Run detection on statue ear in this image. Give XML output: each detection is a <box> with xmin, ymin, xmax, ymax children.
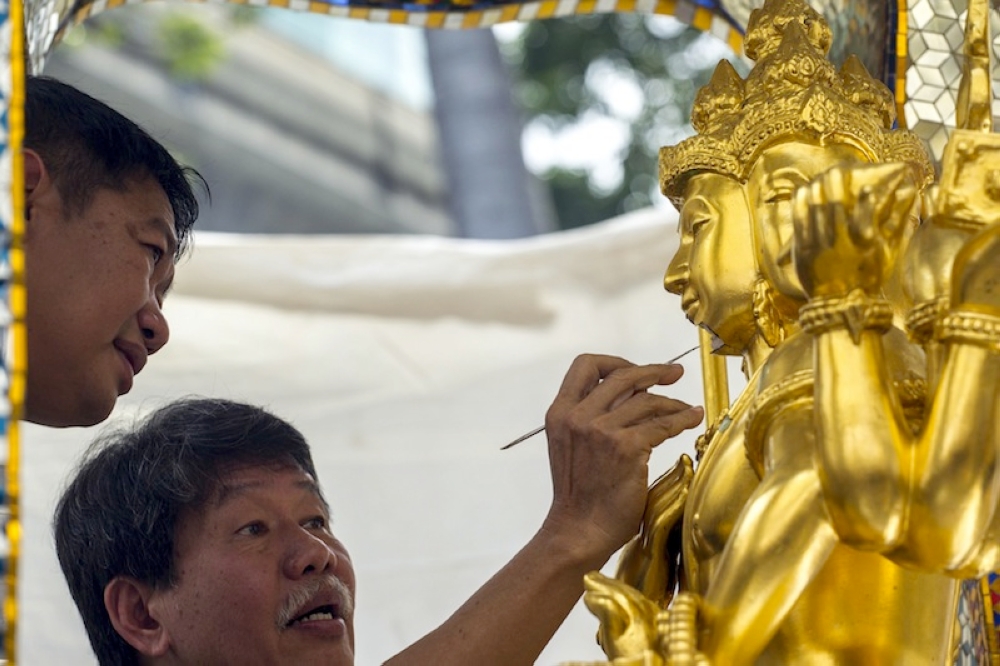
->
<box><xmin>103</xmin><ymin>576</ymin><xmax>172</xmax><ymax>658</ymax></box>
<box><xmin>752</xmin><ymin>277</ymin><xmax>786</xmax><ymax>348</ymax></box>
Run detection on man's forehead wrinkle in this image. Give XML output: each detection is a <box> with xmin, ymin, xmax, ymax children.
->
<box><xmin>212</xmin><ymin>479</ymin><xmax>266</xmax><ymax>508</ymax></box>
<box><xmin>210</xmin><ymin>476</ymin><xmax>328</xmax><ymax>510</ymax></box>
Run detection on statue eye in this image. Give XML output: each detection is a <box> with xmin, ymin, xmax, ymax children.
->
<box><xmin>765</xmin><ymin>188</ymin><xmax>795</xmax><ymax>204</ymax></box>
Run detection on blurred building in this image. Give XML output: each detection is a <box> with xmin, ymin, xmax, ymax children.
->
<box><xmin>45</xmin><ymin>7</ymin><xmax>455</xmax><ymax>235</ymax></box>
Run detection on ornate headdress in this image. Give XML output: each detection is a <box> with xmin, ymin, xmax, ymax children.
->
<box><xmin>660</xmin><ymin>0</ymin><xmax>934</xmax><ymax>207</ymax></box>
<box><xmin>659</xmin><ymin>60</ymin><xmax>744</xmax><ymax>206</ymax></box>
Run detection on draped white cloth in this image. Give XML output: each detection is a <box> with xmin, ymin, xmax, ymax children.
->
<box><xmin>20</xmin><ymin>206</ymin><xmax>730</xmax><ymax>665</ymax></box>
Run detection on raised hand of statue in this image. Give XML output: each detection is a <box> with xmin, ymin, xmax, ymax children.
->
<box><xmin>616</xmin><ymin>455</ymin><xmax>694</xmax><ymax>609</ymax></box>
<box><xmin>543</xmin><ymin>355</ymin><xmax>704</xmax><ymax>568</ymax></box>
<box><xmin>792</xmin><ymin>163</ymin><xmax>918</xmax><ymax>299</ymax></box>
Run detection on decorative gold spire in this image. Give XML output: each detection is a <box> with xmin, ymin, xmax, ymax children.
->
<box><xmin>743</xmin><ymin>0</ymin><xmax>830</xmax><ymax>63</ymax></box>
<box><xmin>955</xmin><ymin>0</ymin><xmax>993</xmax><ymax>132</ymax></box>
<box><xmin>691</xmin><ymin>60</ymin><xmax>744</xmax><ymax>136</ymax></box>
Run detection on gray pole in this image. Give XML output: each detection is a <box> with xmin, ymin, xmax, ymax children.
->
<box><xmin>425</xmin><ymin>28</ymin><xmax>555</xmax><ymax>238</ymax></box>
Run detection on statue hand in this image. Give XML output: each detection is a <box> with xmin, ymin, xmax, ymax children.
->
<box><xmin>616</xmin><ymin>455</ymin><xmax>694</xmax><ymax>607</ymax></box>
<box><xmin>583</xmin><ymin>571</ymin><xmax>661</xmax><ymax>660</ymax></box>
<box><xmin>793</xmin><ymin>163</ymin><xmax>918</xmax><ymax>299</ymax></box>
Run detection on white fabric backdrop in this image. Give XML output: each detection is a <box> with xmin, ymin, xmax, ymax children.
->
<box><xmin>18</xmin><ymin>206</ymin><xmax>736</xmax><ymax>665</ymax></box>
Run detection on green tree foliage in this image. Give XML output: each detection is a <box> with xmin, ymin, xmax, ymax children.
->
<box><xmin>155</xmin><ymin>13</ymin><xmax>226</xmax><ymax>82</ymax></box>
<box><xmin>500</xmin><ymin>14</ymin><xmax>745</xmax><ymax>229</ymax></box>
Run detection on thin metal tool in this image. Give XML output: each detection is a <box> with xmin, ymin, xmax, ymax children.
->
<box><xmin>500</xmin><ymin>344</ymin><xmax>701</xmax><ymax>450</ymax></box>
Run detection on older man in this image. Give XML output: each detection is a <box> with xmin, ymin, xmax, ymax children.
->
<box><xmin>22</xmin><ymin>75</ymin><xmax>201</xmax><ymax>427</ymax></box>
<box><xmin>55</xmin><ymin>356</ymin><xmax>702</xmax><ymax>665</ymax></box>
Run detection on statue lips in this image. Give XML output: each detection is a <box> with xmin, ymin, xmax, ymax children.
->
<box><xmin>681</xmin><ymin>292</ymin><xmax>700</xmax><ymax>322</ymax></box>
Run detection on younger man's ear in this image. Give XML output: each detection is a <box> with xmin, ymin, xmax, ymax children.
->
<box><xmin>22</xmin><ymin>149</ymin><xmax>52</xmax><ymax>223</ymax></box>
<box><xmin>104</xmin><ymin>576</ymin><xmax>171</xmax><ymax>658</ymax></box>
<box><xmin>22</xmin><ymin>149</ymin><xmax>47</xmax><ymax>199</ymax></box>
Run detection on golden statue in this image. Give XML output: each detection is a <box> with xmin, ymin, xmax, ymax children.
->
<box><xmin>569</xmin><ymin>0</ymin><xmax>1000</xmax><ymax>663</ymax></box>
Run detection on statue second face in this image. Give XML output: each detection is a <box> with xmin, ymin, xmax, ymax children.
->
<box><xmin>665</xmin><ymin>172</ymin><xmax>757</xmax><ymax>354</ymax></box>
<box><xmin>747</xmin><ymin>140</ymin><xmax>870</xmax><ymax>302</ymax></box>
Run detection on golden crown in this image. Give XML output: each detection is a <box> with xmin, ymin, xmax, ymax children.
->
<box><xmin>660</xmin><ymin>0</ymin><xmax>933</xmax><ymax>207</ymax></box>
<box><xmin>660</xmin><ymin>60</ymin><xmax>744</xmax><ymax>205</ymax></box>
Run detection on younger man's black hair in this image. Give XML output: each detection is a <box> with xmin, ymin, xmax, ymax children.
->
<box><xmin>24</xmin><ymin>76</ymin><xmax>204</xmax><ymax>257</ymax></box>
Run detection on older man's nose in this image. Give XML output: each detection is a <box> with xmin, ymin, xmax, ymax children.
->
<box><xmin>285</xmin><ymin>530</ymin><xmax>335</xmax><ymax>579</ymax></box>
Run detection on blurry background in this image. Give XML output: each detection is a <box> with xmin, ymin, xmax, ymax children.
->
<box><xmin>25</xmin><ymin>10</ymin><xmax>746</xmax><ymax>664</ymax></box>
<box><xmin>44</xmin><ymin>6</ymin><xmax>743</xmax><ymax>236</ymax></box>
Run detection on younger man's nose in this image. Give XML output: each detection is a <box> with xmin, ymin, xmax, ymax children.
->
<box><xmin>138</xmin><ymin>298</ymin><xmax>170</xmax><ymax>354</ymax></box>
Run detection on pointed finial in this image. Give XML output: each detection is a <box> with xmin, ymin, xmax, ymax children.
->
<box><xmin>691</xmin><ymin>60</ymin><xmax>745</xmax><ymax>134</ymax></box>
<box><xmin>956</xmin><ymin>0</ymin><xmax>993</xmax><ymax>132</ymax></box>
<box><xmin>744</xmin><ymin>0</ymin><xmax>830</xmax><ymax>62</ymax></box>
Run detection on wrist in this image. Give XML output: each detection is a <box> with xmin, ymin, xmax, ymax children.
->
<box><xmin>536</xmin><ymin>510</ymin><xmax>622</xmax><ymax>573</ymax></box>
<box><xmin>935</xmin><ymin>309</ymin><xmax>1000</xmax><ymax>352</ymax></box>
<box><xmin>799</xmin><ymin>289</ymin><xmax>893</xmax><ymax>343</ymax></box>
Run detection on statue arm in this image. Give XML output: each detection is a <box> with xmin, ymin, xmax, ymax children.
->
<box><xmin>793</xmin><ymin>164</ymin><xmax>917</xmax><ymax>547</ymax></box>
<box><xmin>795</xmin><ymin>164</ymin><xmax>1000</xmax><ymax>568</ymax></box>
<box><xmin>899</xmin><ymin>341</ymin><xmax>1000</xmax><ymax>570</ymax></box>
<box><xmin>811</xmin><ymin>325</ymin><xmax>911</xmax><ymax>547</ymax></box>
<box><xmin>897</xmin><ymin>223</ymin><xmax>1000</xmax><ymax>571</ymax></box>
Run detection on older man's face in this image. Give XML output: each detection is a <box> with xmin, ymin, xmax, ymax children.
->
<box><xmin>150</xmin><ymin>463</ymin><xmax>356</xmax><ymax>665</ymax></box>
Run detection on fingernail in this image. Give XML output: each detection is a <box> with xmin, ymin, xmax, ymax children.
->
<box><xmin>690</xmin><ymin>406</ymin><xmax>704</xmax><ymax>415</ymax></box>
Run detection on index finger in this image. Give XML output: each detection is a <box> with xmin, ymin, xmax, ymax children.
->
<box><xmin>581</xmin><ymin>363</ymin><xmax>686</xmax><ymax>415</ymax></box>
<box><xmin>555</xmin><ymin>354</ymin><xmax>635</xmax><ymax>403</ymax></box>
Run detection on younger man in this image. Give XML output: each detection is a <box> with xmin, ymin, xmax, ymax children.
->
<box><xmin>21</xmin><ymin>76</ymin><xmax>201</xmax><ymax>426</ymax></box>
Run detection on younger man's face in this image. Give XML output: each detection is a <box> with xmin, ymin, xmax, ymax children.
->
<box><xmin>24</xmin><ymin>163</ymin><xmax>177</xmax><ymax>427</ymax></box>
<box><xmin>145</xmin><ymin>464</ymin><xmax>356</xmax><ymax>665</ymax></box>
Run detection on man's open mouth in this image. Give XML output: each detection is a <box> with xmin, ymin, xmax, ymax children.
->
<box><xmin>286</xmin><ymin>604</ymin><xmax>341</xmax><ymax>628</ymax></box>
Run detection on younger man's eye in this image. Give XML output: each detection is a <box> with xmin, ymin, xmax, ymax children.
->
<box><xmin>146</xmin><ymin>244</ymin><xmax>164</xmax><ymax>263</ymax></box>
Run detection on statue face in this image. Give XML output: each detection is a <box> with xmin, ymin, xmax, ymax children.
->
<box><xmin>665</xmin><ymin>172</ymin><xmax>757</xmax><ymax>354</ymax></box>
<box><xmin>746</xmin><ymin>141</ymin><xmax>869</xmax><ymax>300</ymax></box>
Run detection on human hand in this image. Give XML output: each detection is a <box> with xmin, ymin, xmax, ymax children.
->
<box><xmin>792</xmin><ymin>163</ymin><xmax>918</xmax><ymax>299</ymax></box>
<box><xmin>542</xmin><ymin>354</ymin><xmax>704</xmax><ymax>567</ymax></box>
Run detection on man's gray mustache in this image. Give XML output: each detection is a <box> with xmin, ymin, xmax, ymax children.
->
<box><xmin>276</xmin><ymin>576</ymin><xmax>354</xmax><ymax>629</ymax></box>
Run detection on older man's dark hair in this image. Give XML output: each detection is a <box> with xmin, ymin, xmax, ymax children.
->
<box><xmin>53</xmin><ymin>398</ymin><xmax>323</xmax><ymax>666</ymax></box>
<box><xmin>24</xmin><ymin>75</ymin><xmax>202</xmax><ymax>258</ymax></box>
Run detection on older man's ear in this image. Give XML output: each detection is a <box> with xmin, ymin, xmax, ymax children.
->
<box><xmin>104</xmin><ymin>576</ymin><xmax>171</xmax><ymax>659</ymax></box>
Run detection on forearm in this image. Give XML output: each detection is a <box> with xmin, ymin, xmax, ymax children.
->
<box><xmin>814</xmin><ymin>327</ymin><xmax>911</xmax><ymax>547</ymax></box>
<box><xmin>384</xmin><ymin>522</ymin><xmax>610</xmax><ymax>666</ymax></box>
<box><xmin>903</xmin><ymin>343</ymin><xmax>1000</xmax><ymax>568</ymax></box>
